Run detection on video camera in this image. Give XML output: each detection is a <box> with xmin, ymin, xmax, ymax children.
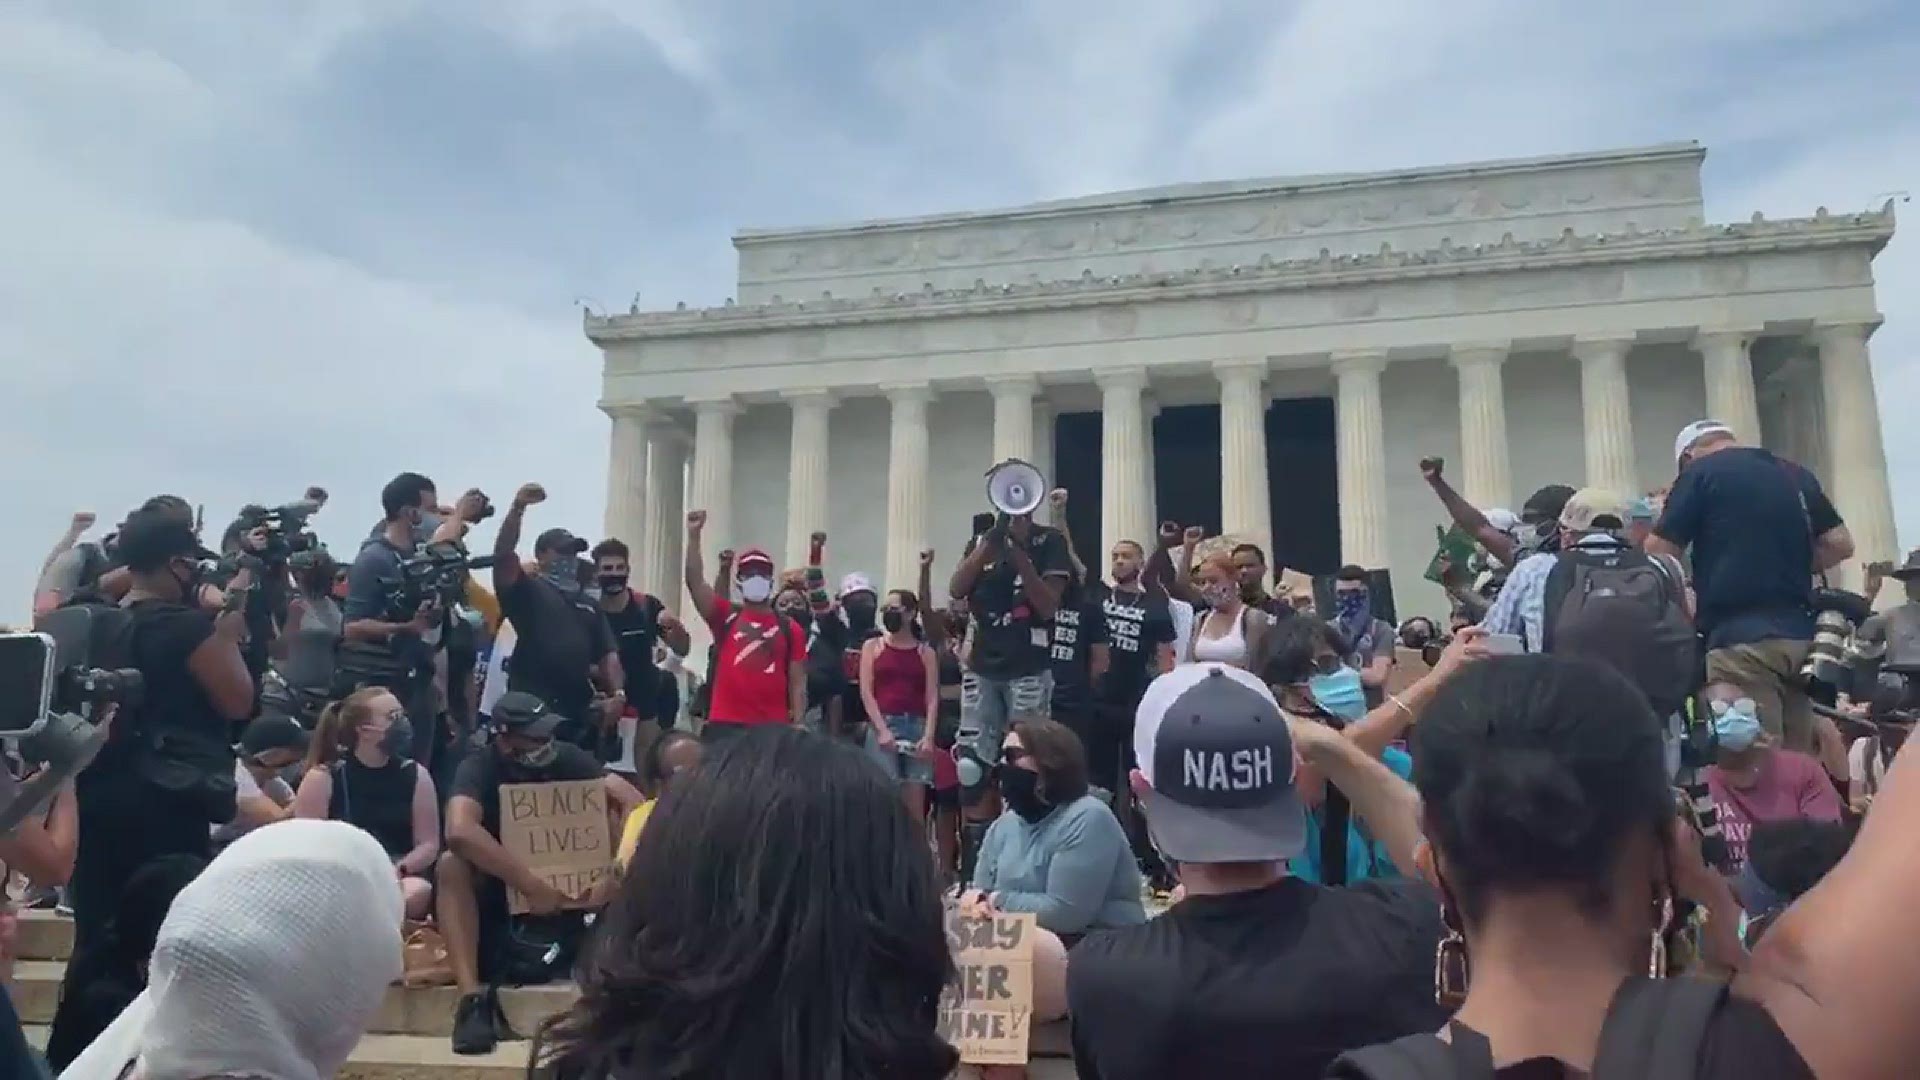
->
<box><xmin>1</xmin><ymin>608</ymin><xmax>146</xmax><ymax>834</ymax></box>
<box><xmin>385</xmin><ymin>539</ymin><xmax>500</xmax><ymax>618</ymax></box>
<box><xmin>233</xmin><ymin>498</ymin><xmax>325</xmax><ymax>568</ymax></box>
<box><xmin>1803</xmin><ymin>586</ymin><xmax>1875</xmax><ymax>694</ymax></box>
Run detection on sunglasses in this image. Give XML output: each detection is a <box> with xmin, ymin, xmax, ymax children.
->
<box><xmin>1707</xmin><ymin>697</ymin><xmax>1758</xmax><ymax>717</ymax></box>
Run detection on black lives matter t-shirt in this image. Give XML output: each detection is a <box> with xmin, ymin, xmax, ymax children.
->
<box><xmin>1067</xmin><ymin>878</ymin><xmax>1447</xmax><ymax>1080</ymax></box>
<box><xmin>966</xmin><ymin>527</ymin><xmax>1073</xmax><ymax>679</ymax></box>
<box><xmin>1049</xmin><ymin>590</ymin><xmax>1111</xmax><ymax>714</ymax></box>
<box><xmin>1092</xmin><ymin>583</ymin><xmax>1176</xmax><ymax>709</ymax></box>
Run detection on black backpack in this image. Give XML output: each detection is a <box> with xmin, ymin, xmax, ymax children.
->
<box><xmin>1330</xmin><ymin>977</ymin><xmax>1728</xmax><ymax>1080</ymax></box>
<box><xmin>1541</xmin><ymin>544</ymin><xmax>1697</xmax><ymax>717</ymax></box>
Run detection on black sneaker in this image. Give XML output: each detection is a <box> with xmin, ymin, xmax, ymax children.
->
<box><xmin>451</xmin><ymin>990</ymin><xmax>498</xmax><ymax>1055</ymax></box>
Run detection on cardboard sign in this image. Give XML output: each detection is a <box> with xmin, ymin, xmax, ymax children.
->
<box><xmin>938</xmin><ymin>910</ymin><xmax>1036</xmax><ymax>1065</ymax></box>
<box><xmin>498</xmin><ymin>779</ymin><xmax>615</xmax><ymax>914</ymax></box>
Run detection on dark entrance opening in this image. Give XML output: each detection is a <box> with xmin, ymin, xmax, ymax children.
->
<box><xmin>1050</xmin><ymin>398</ymin><xmax>1339</xmax><ymax>575</ymax></box>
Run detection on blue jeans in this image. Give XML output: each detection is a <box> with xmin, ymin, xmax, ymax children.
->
<box><xmin>867</xmin><ymin>714</ymin><xmax>935</xmax><ymax>785</ymax></box>
<box><xmin>959</xmin><ymin>670</ymin><xmax>1053</xmax><ymax>769</ymax></box>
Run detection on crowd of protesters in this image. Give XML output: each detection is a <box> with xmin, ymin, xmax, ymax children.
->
<box><xmin>4</xmin><ymin>412</ymin><xmax>1917</xmax><ymax>1079</ymax></box>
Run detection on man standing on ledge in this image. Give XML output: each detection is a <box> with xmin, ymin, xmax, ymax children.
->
<box><xmin>1648</xmin><ymin>420</ymin><xmax>1853</xmax><ymax>752</ymax></box>
<box><xmin>685</xmin><ymin>510</ymin><xmax>806</xmax><ymax>743</ymax></box>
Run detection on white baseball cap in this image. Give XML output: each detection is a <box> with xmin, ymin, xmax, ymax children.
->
<box><xmin>1133</xmin><ymin>663</ymin><xmax>1306</xmax><ymax>864</ymax></box>
<box><xmin>838</xmin><ymin>572</ymin><xmax>875</xmax><ymax>600</ymax></box>
<box><xmin>1673</xmin><ymin>420</ymin><xmax>1735</xmax><ymax>466</ymax></box>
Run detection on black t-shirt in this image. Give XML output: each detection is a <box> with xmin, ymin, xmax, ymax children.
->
<box><xmin>500</xmin><ymin>576</ymin><xmax>616</xmax><ymax>721</ymax></box>
<box><xmin>602</xmin><ymin>592</ymin><xmax>666</xmax><ymax>718</ymax></box>
<box><xmin>88</xmin><ymin>601</ymin><xmax>236</xmax><ymax>822</ymax></box>
<box><xmin>1066</xmin><ymin>878</ymin><xmax>1446</xmax><ymax>1080</ymax></box>
<box><xmin>839</xmin><ymin>621</ymin><xmax>883</xmax><ymax>729</ymax></box>
<box><xmin>329</xmin><ymin>756</ymin><xmax>418</xmax><ymax>859</ymax></box>
<box><xmin>451</xmin><ymin>741</ymin><xmax>605</xmax><ymax>839</ymax></box>
<box><xmin>802</xmin><ymin>615</ymin><xmax>850</xmax><ymax>713</ymax></box>
<box><xmin>1092</xmin><ymin>583</ymin><xmax>1176</xmax><ymax>709</ymax></box>
<box><xmin>1655</xmin><ymin>448</ymin><xmax>1842</xmax><ymax>650</ymax></box>
<box><xmin>1049</xmin><ymin>589</ymin><xmax>1111</xmax><ymax>714</ymax></box>
<box><xmin>967</xmin><ymin>527</ymin><xmax>1073</xmax><ymax>679</ymax></box>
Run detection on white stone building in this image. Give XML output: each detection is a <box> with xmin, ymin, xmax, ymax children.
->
<box><xmin>587</xmin><ymin>142</ymin><xmax>1898</xmax><ymax>625</ymax></box>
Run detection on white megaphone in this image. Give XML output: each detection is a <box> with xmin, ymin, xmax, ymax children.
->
<box><xmin>984</xmin><ymin>458</ymin><xmax>1046</xmax><ymax>518</ymax></box>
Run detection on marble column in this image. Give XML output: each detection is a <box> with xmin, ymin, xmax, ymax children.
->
<box><xmin>884</xmin><ymin>384</ymin><xmax>933</xmax><ymax>591</ymax></box>
<box><xmin>1216</xmin><ymin>360</ymin><xmax>1274</xmax><ymax>556</ymax></box>
<box><xmin>602</xmin><ymin>405</ymin><xmax>648</xmax><ymax>546</ymax></box>
<box><xmin>1573</xmin><ymin>336</ymin><xmax>1639</xmax><ymax>494</ymax></box>
<box><xmin>1696</xmin><ymin>328</ymin><xmax>1764</xmax><ymax>446</ymax></box>
<box><xmin>1097</xmin><ymin>368</ymin><xmax>1152</xmax><ymax>554</ymax></box>
<box><xmin>1142</xmin><ymin>394</ymin><xmax>1162</xmax><ymax>534</ymax></box>
<box><xmin>1334</xmin><ymin>351</ymin><xmax>1391</xmax><ymax>568</ymax></box>
<box><xmin>989</xmin><ymin>375</ymin><xmax>1038</xmax><ymax>463</ymax></box>
<box><xmin>781</xmin><ymin>389</ymin><xmax>835</xmax><ymax>569</ymax></box>
<box><xmin>1815</xmin><ymin>320</ymin><xmax>1897</xmax><ymax>593</ymax></box>
<box><xmin>688</xmin><ymin>398</ymin><xmax>738</xmax><ymax>559</ymax></box>
<box><xmin>1448</xmin><ymin>343</ymin><xmax>1513</xmax><ymax>510</ymax></box>
<box><xmin>1031</xmin><ymin>399</ymin><xmax>1057</xmax><ymax>526</ymax></box>
<box><xmin>640</xmin><ymin>419</ymin><xmax>687</xmax><ymax>613</ymax></box>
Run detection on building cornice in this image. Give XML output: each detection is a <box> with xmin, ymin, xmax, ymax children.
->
<box><xmin>586</xmin><ymin>207</ymin><xmax>1894</xmax><ymax>344</ymax></box>
<box><xmin>731</xmin><ymin>143</ymin><xmax>1706</xmax><ymax>245</ymax></box>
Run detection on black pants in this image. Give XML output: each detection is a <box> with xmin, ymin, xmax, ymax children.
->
<box><xmin>67</xmin><ymin>773</ymin><xmax>215</xmax><ymax>967</ymax></box>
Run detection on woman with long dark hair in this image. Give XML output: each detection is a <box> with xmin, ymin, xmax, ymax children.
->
<box><xmin>533</xmin><ymin>725</ymin><xmax>957</xmax><ymax>1080</ymax></box>
<box><xmin>1335</xmin><ymin>654</ymin><xmax>1920</xmax><ymax>1078</ymax></box>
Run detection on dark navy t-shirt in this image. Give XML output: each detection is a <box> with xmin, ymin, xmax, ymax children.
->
<box><xmin>1654</xmin><ymin>448</ymin><xmax>1843</xmax><ymax>649</ymax></box>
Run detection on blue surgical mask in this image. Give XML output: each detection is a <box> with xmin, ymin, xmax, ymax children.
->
<box><xmin>1307</xmin><ymin>667</ymin><xmax>1368</xmax><ymax>722</ymax></box>
<box><xmin>1711</xmin><ymin>698</ymin><xmax>1763</xmax><ymax>752</ymax></box>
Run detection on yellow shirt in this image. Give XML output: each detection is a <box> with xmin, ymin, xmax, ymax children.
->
<box><xmin>615</xmin><ymin>799</ymin><xmax>657</xmax><ymax>871</ymax></box>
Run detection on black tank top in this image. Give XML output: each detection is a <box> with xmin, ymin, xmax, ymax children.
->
<box><xmin>328</xmin><ymin>756</ymin><xmax>417</xmax><ymax>858</ymax></box>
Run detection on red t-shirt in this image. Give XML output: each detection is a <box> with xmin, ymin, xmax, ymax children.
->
<box><xmin>705</xmin><ymin>598</ymin><xmax>800</xmax><ymax>725</ymax></box>
<box><xmin>1707</xmin><ymin>749</ymin><xmax>1843</xmax><ymax>870</ymax></box>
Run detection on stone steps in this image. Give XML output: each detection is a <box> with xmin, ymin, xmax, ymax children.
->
<box><xmin>15</xmin><ymin>910</ymin><xmax>1077</xmax><ymax>1077</ymax></box>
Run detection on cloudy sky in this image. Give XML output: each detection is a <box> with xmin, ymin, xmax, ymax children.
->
<box><xmin>2</xmin><ymin>0</ymin><xmax>1915</xmax><ymax>614</ymax></box>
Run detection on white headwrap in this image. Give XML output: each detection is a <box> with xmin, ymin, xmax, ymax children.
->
<box><xmin>61</xmin><ymin>819</ymin><xmax>404</xmax><ymax>1080</ymax></box>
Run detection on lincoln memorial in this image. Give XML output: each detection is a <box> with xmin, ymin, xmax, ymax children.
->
<box><xmin>587</xmin><ymin>142</ymin><xmax>1898</xmax><ymax>624</ymax></box>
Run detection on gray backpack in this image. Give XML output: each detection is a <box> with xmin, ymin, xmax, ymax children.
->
<box><xmin>1541</xmin><ymin>543</ymin><xmax>1697</xmax><ymax>718</ymax></box>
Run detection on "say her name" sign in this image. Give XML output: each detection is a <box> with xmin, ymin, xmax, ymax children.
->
<box><xmin>498</xmin><ymin>779</ymin><xmax>615</xmax><ymax>914</ymax></box>
<box><xmin>938</xmin><ymin>909</ymin><xmax>1036</xmax><ymax>1065</ymax></box>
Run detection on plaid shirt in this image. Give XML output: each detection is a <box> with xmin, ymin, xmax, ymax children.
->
<box><xmin>1478</xmin><ymin>534</ymin><xmax>1633</xmax><ymax>651</ymax></box>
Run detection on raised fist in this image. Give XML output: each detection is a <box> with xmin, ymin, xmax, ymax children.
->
<box><xmin>717</xmin><ymin>549</ymin><xmax>736</xmax><ymax>566</ymax></box>
<box><xmin>810</xmin><ymin>531</ymin><xmax>827</xmax><ymax>545</ymax></box>
<box><xmin>514</xmin><ymin>483</ymin><xmax>547</xmax><ymax>508</ymax></box>
<box><xmin>686</xmin><ymin>510</ymin><xmax>708</xmax><ymax>534</ymax></box>
<box><xmin>456</xmin><ymin>488</ymin><xmax>490</xmax><ymax>523</ymax></box>
<box><xmin>1419</xmin><ymin>457</ymin><xmax>1444</xmax><ymax>481</ymax></box>
<box><xmin>1183</xmin><ymin>525</ymin><xmax>1204</xmax><ymax>546</ymax></box>
<box><xmin>70</xmin><ymin>511</ymin><xmax>97</xmax><ymax>533</ymax></box>
<box><xmin>919</xmin><ymin>548</ymin><xmax>936</xmax><ymax>567</ymax></box>
<box><xmin>1047</xmin><ymin>488</ymin><xmax>1069</xmax><ymax>510</ymax></box>
<box><xmin>1158</xmin><ymin>521</ymin><xmax>1181</xmax><ymax>547</ymax></box>
<box><xmin>304</xmin><ymin>486</ymin><xmax>329</xmax><ymax>508</ymax></box>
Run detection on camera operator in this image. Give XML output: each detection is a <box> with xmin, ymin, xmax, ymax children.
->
<box><xmin>262</xmin><ymin>553</ymin><xmax>343</xmax><ymax>726</ymax></box>
<box><xmin>67</xmin><ymin>508</ymin><xmax>253</xmax><ymax>960</ymax></box>
<box><xmin>1649</xmin><ymin>420</ymin><xmax>1855</xmax><ymax>752</ymax></box>
<box><xmin>491</xmin><ymin>484</ymin><xmax>624</xmax><ymax>753</ymax></box>
<box><xmin>339</xmin><ymin>473</ymin><xmax>483</xmax><ymax>764</ymax></box>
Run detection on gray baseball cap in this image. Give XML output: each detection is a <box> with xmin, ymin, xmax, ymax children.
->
<box><xmin>1132</xmin><ymin>663</ymin><xmax>1306</xmax><ymax>864</ymax></box>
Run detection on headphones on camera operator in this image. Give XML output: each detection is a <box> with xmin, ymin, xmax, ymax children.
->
<box><xmin>951</xmin><ymin>458</ymin><xmax>1048</xmax><ymax>802</ymax></box>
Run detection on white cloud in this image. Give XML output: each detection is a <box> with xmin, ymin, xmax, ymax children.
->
<box><xmin>2</xmin><ymin>0</ymin><xmax>1916</xmax><ymax>624</ymax></box>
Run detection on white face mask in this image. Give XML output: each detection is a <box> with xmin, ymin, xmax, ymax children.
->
<box><xmin>739</xmin><ymin>575</ymin><xmax>774</xmax><ymax>603</ymax></box>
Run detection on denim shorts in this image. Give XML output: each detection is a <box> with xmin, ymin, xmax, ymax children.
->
<box><xmin>867</xmin><ymin>713</ymin><xmax>935</xmax><ymax>785</ymax></box>
<box><xmin>959</xmin><ymin>670</ymin><xmax>1053</xmax><ymax>770</ymax></box>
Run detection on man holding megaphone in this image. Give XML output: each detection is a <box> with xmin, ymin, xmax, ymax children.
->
<box><xmin>948</xmin><ymin>461</ymin><xmax>1075</xmax><ymax>864</ymax></box>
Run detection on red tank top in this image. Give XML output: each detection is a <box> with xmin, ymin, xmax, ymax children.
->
<box><xmin>871</xmin><ymin>641</ymin><xmax>929</xmax><ymax>717</ymax></box>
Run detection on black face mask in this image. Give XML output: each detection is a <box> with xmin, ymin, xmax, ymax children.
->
<box><xmin>778</xmin><ymin>604</ymin><xmax>811</xmax><ymax>629</ymax></box>
<box><xmin>844</xmin><ymin>598</ymin><xmax>877</xmax><ymax>631</ymax></box>
<box><xmin>598</xmin><ymin>573</ymin><xmax>628</xmax><ymax>595</ymax></box>
<box><xmin>882</xmin><ymin>609</ymin><xmax>907</xmax><ymax>634</ymax></box>
<box><xmin>997</xmin><ymin>766</ymin><xmax>1051</xmax><ymax>823</ymax></box>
